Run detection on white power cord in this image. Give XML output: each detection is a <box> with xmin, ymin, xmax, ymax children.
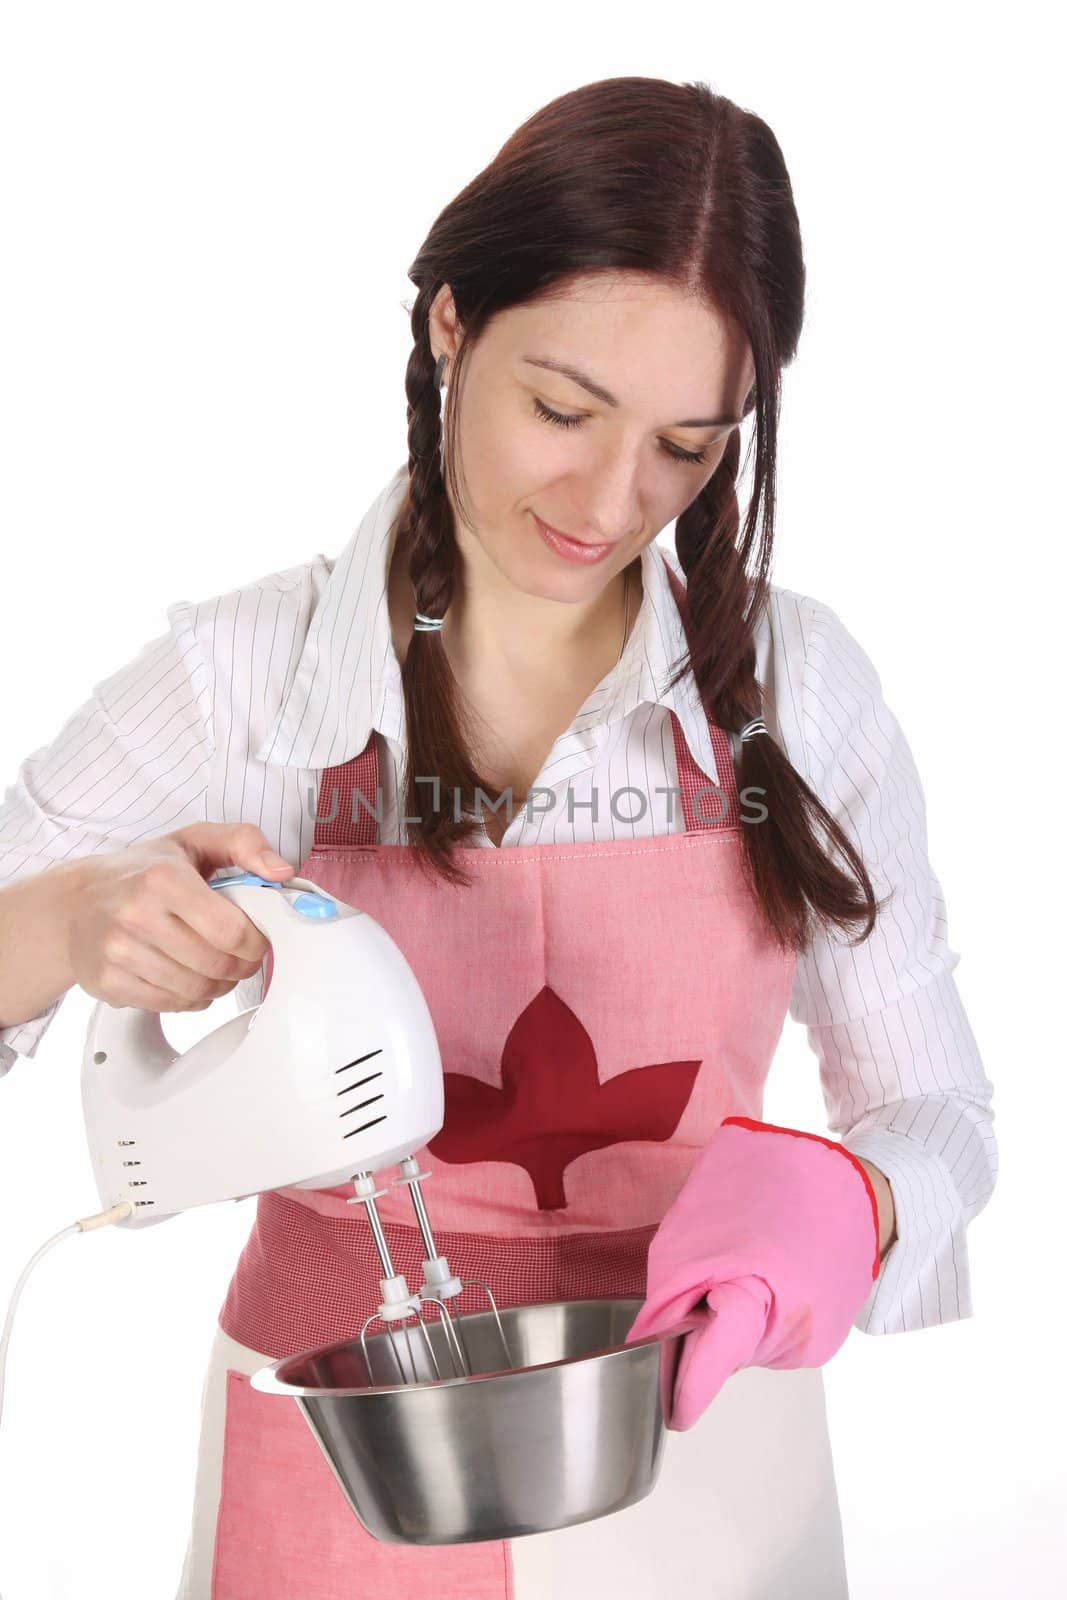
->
<box><xmin>0</xmin><ymin>1200</ymin><xmax>134</xmax><ymax>1599</ymax></box>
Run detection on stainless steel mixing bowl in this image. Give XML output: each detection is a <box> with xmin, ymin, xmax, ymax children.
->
<box><xmin>249</xmin><ymin>1294</ymin><xmax>701</xmax><ymax>1545</ymax></box>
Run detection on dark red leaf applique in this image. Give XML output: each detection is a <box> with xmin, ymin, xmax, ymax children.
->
<box><xmin>427</xmin><ymin>985</ymin><xmax>701</xmax><ymax>1210</ymax></box>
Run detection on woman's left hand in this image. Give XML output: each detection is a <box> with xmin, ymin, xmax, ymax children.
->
<box><xmin>624</xmin><ymin>1117</ymin><xmax>883</xmax><ymax>1431</ymax></box>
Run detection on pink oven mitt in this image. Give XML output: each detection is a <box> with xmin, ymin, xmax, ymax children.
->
<box><xmin>625</xmin><ymin>1116</ymin><xmax>882</xmax><ymax>1431</ymax></box>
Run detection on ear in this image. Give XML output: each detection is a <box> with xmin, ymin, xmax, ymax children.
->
<box><xmin>428</xmin><ymin>282</ymin><xmax>464</xmax><ymax>363</ymax></box>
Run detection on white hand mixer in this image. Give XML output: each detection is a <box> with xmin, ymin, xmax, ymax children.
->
<box><xmin>80</xmin><ymin>870</ymin><xmax>513</xmax><ymax>1384</ymax></box>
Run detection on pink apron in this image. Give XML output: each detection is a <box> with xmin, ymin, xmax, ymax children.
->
<box><xmin>207</xmin><ymin>572</ymin><xmax>803</xmax><ymax>1598</ymax></box>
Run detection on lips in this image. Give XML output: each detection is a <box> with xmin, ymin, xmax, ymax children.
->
<box><xmin>532</xmin><ymin>513</ymin><xmax>616</xmax><ymax>565</ymax></box>
<box><xmin>537</xmin><ymin>518</ymin><xmax>607</xmax><ymax>548</ymax></box>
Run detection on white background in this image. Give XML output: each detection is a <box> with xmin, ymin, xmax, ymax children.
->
<box><xmin>0</xmin><ymin>4</ymin><xmax>1062</xmax><ymax>1596</ymax></box>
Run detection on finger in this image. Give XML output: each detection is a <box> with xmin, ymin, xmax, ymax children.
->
<box><xmin>170</xmin><ymin>822</ymin><xmax>292</xmax><ymax>880</ymax></box>
<box><xmin>131</xmin><ymin>904</ymin><xmax>266</xmax><ymax>984</ymax></box>
<box><xmin>102</xmin><ymin>932</ymin><xmax>239</xmax><ymax>1008</ymax></box>
<box><xmin>669</xmin><ymin>1280</ymin><xmax>770</xmax><ymax>1432</ymax></box>
<box><xmin>626</xmin><ymin>1282</ymin><xmax>711</xmax><ymax>1345</ymax></box>
<box><xmin>92</xmin><ymin>964</ymin><xmax>218</xmax><ymax>1013</ymax></box>
<box><xmin>145</xmin><ymin>863</ymin><xmax>271</xmax><ymax>963</ymax></box>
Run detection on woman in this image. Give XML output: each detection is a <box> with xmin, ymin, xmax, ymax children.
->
<box><xmin>0</xmin><ymin>77</ymin><xmax>995</xmax><ymax>1597</ymax></box>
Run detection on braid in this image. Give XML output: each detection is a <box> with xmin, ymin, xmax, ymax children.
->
<box><xmin>404</xmin><ymin>302</ymin><xmax>454</xmax><ymax>622</ymax></box>
<box><xmin>675</xmin><ymin>432</ymin><xmax>763</xmax><ymax>727</ymax></box>
<box><xmin>390</xmin><ymin>290</ymin><xmax>493</xmax><ymax>884</ymax></box>
<box><xmin>673</xmin><ymin>441</ymin><xmax>886</xmax><ymax>952</ymax></box>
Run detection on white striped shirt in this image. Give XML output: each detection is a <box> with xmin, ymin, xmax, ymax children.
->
<box><xmin>0</xmin><ymin>462</ymin><xmax>996</xmax><ymax>1337</ymax></box>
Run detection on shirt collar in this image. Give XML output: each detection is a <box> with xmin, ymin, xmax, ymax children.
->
<box><xmin>255</xmin><ymin>463</ymin><xmax>720</xmax><ymax>789</ymax></box>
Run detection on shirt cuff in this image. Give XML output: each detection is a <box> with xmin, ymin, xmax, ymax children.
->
<box><xmin>841</xmin><ymin>1117</ymin><xmax>990</xmax><ymax>1335</ymax></box>
<box><xmin>0</xmin><ymin>999</ymin><xmax>64</xmax><ymax>1078</ymax></box>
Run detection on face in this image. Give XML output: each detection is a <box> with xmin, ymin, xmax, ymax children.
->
<box><xmin>427</xmin><ymin>272</ymin><xmax>755</xmax><ymax>606</ymax></box>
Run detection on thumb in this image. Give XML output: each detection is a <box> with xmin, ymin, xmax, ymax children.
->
<box><xmin>668</xmin><ymin>1279</ymin><xmax>770</xmax><ymax>1433</ymax></box>
<box><xmin>167</xmin><ymin>822</ymin><xmax>294</xmax><ymax>881</ymax></box>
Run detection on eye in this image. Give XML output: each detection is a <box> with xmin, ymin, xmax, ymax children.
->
<box><xmin>532</xmin><ymin>397</ymin><xmax>711</xmax><ymax>467</ymax></box>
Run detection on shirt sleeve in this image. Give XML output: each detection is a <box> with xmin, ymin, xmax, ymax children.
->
<box><xmin>0</xmin><ymin>602</ymin><xmax>214</xmax><ymax>1077</ymax></box>
<box><xmin>771</xmin><ymin>591</ymin><xmax>997</xmax><ymax>1337</ymax></box>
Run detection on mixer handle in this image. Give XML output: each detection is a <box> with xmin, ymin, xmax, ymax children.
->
<box><xmin>208</xmin><ymin>871</ymin><xmax>342</xmax><ymax>951</ymax></box>
<box><xmin>83</xmin><ymin>873</ymin><xmax>343</xmax><ymax>1074</ymax></box>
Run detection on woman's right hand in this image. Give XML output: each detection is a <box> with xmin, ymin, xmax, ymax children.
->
<box><xmin>67</xmin><ymin>822</ymin><xmax>294</xmax><ymax>1013</ymax></box>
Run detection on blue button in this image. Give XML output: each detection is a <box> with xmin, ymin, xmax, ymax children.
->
<box><xmin>291</xmin><ymin>892</ymin><xmax>339</xmax><ymax>919</ymax></box>
<box><xmin>209</xmin><ymin>872</ymin><xmax>284</xmax><ymax>890</ymax></box>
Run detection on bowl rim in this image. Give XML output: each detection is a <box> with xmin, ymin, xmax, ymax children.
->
<box><xmin>248</xmin><ymin>1299</ymin><xmax>705</xmax><ymax>1400</ymax></box>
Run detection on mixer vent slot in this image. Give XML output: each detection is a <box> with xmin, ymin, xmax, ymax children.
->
<box><xmin>338</xmin><ymin>1070</ymin><xmax>383</xmax><ymax>1097</ymax></box>
<box><xmin>343</xmin><ymin>1114</ymin><xmax>388</xmax><ymax>1139</ymax></box>
<box><xmin>340</xmin><ymin>1092</ymin><xmax>385</xmax><ymax>1116</ymax></box>
<box><xmin>335</xmin><ymin>1048</ymin><xmax>383</xmax><ymax>1075</ymax></box>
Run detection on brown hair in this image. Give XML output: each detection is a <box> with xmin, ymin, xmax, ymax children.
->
<box><xmin>391</xmin><ymin>75</ymin><xmax>886</xmax><ymax>953</ymax></box>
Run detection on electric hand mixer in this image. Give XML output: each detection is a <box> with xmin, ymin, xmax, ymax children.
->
<box><xmin>80</xmin><ymin>871</ymin><xmax>513</xmax><ymax>1385</ymax></box>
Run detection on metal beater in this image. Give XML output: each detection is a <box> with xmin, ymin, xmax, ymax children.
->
<box><xmin>348</xmin><ymin>1157</ymin><xmax>513</xmax><ymax>1385</ymax></box>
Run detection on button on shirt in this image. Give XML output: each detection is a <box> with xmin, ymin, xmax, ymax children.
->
<box><xmin>0</xmin><ymin>463</ymin><xmax>996</xmax><ymax>1337</ymax></box>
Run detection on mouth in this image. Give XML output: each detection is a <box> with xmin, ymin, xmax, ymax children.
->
<box><xmin>532</xmin><ymin>512</ymin><xmax>616</xmax><ymax>565</ymax></box>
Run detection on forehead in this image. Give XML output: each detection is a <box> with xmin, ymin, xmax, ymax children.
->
<box><xmin>493</xmin><ymin>273</ymin><xmax>754</xmax><ymax>403</ymax></box>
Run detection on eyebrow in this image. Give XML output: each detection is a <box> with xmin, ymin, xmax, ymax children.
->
<box><xmin>521</xmin><ymin>355</ymin><xmax>743</xmax><ymax>428</ymax></box>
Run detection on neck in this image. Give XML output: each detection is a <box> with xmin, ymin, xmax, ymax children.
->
<box><xmin>389</xmin><ymin>520</ymin><xmax>640</xmax><ymax>682</ymax></box>
<box><xmin>453</xmin><ymin>546</ymin><xmax>634</xmax><ymax>682</ymax></box>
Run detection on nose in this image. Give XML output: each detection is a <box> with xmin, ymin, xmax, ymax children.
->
<box><xmin>574</xmin><ymin>449</ymin><xmax>645</xmax><ymax>544</ymax></box>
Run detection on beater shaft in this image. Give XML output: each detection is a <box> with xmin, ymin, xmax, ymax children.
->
<box><xmin>392</xmin><ymin>1157</ymin><xmax>515</xmax><ymax>1376</ymax></box>
<box><xmin>346</xmin><ymin>1160</ymin><xmax>515</xmax><ymax>1386</ymax></box>
<box><xmin>347</xmin><ymin>1170</ymin><xmax>444</xmax><ymax>1385</ymax></box>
